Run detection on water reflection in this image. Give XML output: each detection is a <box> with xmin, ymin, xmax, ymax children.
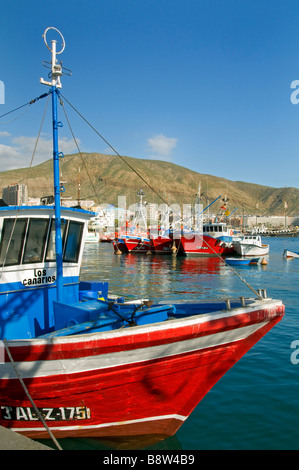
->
<box><xmin>81</xmin><ymin>244</ymin><xmax>230</xmax><ymax>301</ymax></box>
<box><xmin>81</xmin><ymin>243</ymin><xmax>267</xmax><ymax>303</ymax></box>
<box><xmin>39</xmin><ymin>433</ymin><xmax>182</xmax><ymax>451</ymax></box>
<box><xmin>40</xmin><ymin>238</ymin><xmax>297</xmax><ymax>451</ymax></box>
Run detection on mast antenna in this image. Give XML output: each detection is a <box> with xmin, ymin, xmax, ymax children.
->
<box><xmin>40</xmin><ymin>27</ymin><xmax>66</xmax><ymax>88</ymax></box>
<box><xmin>39</xmin><ymin>27</ymin><xmax>68</xmax><ymax>302</ymax></box>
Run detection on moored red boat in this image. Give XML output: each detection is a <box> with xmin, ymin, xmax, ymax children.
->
<box><xmin>176</xmin><ymin>232</ymin><xmax>234</xmax><ymax>256</ymax></box>
<box><xmin>113</xmin><ymin>234</ymin><xmax>150</xmax><ymax>253</ymax></box>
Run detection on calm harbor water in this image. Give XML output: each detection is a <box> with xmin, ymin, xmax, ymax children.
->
<box><xmin>42</xmin><ymin>237</ymin><xmax>299</xmax><ymax>450</ymax></box>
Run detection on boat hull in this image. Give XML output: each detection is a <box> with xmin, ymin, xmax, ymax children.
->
<box><xmin>0</xmin><ymin>299</ymin><xmax>284</xmax><ymax>443</ymax></box>
<box><xmin>283</xmin><ymin>249</ymin><xmax>299</xmax><ymax>259</ymax></box>
<box><xmin>225</xmin><ymin>257</ymin><xmax>260</xmax><ymax>266</ymax></box>
<box><xmin>150</xmin><ymin>235</ymin><xmax>174</xmax><ymax>254</ymax></box>
<box><xmin>177</xmin><ymin>234</ymin><xmax>234</xmax><ymax>256</ymax></box>
<box><xmin>233</xmin><ymin>243</ymin><xmax>269</xmax><ymax>257</ymax></box>
<box><xmin>113</xmin><ymin>236</ymin><xmax>150</xmax><ymax>253</ymax></box>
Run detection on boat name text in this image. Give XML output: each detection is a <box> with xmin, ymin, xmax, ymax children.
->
<box><xmin>22</xmin><ymin>269</ymin><xmax>56</xmax><ymax>287</ymax></box>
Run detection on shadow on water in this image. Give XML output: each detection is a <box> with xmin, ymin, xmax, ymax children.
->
<box><xmin>37</xmin><ymin>433</ymin><xmax>182</xmax><ymax>451</ymax></box>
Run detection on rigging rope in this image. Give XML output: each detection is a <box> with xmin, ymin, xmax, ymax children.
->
<box><xmin>0</xmin><ymin>92</ymin><xmax>50</xmax><ymax>120</ymax></box>
<box><xmin>3</xmin><ymin>338</ymin><xmax>62</xmax><ymax>450</ymax></box>
<box><xmin>59</xmin><ymin>97</ymin><xmax>101</xmax><ymax>204</ymax></box>
<box><xmin>0</xmin><ymin>90</ymin><xmax>262</xmax><ymax>300</ymax></box>
<box><xmin>59</xmin><ymin>93</ymin><xmax>263</xmax><ymax>299</ymax></box>
<box><xmin>0</xmin><ymin>94</ymin><xmax>50</xmax><ymax>275</ymax></box>
<box><xmin>60</xmin><ymin>93</ymin><xmax>174</xmax><ymax>210</ymax></box>
<box><xmin>29</xmin><ymin>94</ymin><xmax>50</xmax><ymax>168</ymax></box>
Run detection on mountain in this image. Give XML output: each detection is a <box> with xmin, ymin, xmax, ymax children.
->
<box><xmin>0</xmin><ymin>152</ymin><xmax>298</xmax><ymax>216</ymax></box>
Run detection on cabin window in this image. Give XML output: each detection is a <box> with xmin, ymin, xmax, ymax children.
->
<box><xmin>45</xmin><ymin>219</ymin><xmax>83</xmax><ymax>263</ymax></box>
<box><xmin>64</xmin><ymin>221</ymin><xmax>83</xmax><ymax>262</ymax></box>
<box><xmin>45</xmin><ymin>219</ymin><xmax>67</xmax><ymax>261</ymax></box>
<box><xmin>0</xmin><ymin>218</ymin><xmax>27</xmax><ymax>266</ymax></box>
<box><xmin>23</xmin><ymin>218</ymin><xmax>49</xmax><ymax>264</ymax></box>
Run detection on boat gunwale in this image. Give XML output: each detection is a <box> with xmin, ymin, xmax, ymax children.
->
<box><xmin>1</xmin><ymin>297</ymin><xmax>284</xmax><ymax>348</ymax></box>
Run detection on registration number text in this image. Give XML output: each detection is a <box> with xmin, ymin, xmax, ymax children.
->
<box><xmin>0</xmin><ymin>405</ymin><xmax>91</xmax><ymax>421</ymax></box>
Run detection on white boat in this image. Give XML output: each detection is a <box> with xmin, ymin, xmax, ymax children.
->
<box><xmin>85</xmin><ymin>229</ymin><xmax>99</xmax><ymax>243</ymax></box>
<box><xmin>233</xmin><ymin>235</ymin><xmax>269</xmax><ymax>257</ymax></box>
<box><xmin>283</xmin><ymin>249</ymin><xmax>299</xmax><ymax>259</ymax></box>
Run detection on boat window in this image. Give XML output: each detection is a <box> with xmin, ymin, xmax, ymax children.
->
<box><xmin>23</xmin><ymin>218</ymin><xmax>49</xmax><ymax>264</ymax></box>
<box><xmin>45</xmin><ymin>219</ymin><xmax>67</xmax><ymax>261</ymax></box>
<box><xmin>63</xmin><ymin>221</ymin><xmax>83</xmax><ymax>262</ymax></box>
<box><xmin>0</xmin><ymin>218</ymin><xmax>27</xmax><ymax>266</ymax></box>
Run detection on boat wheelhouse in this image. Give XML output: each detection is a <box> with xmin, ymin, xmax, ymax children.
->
<box><xmin>202</xmin><ymin>222</ymin><xmax>235</xmax><ymax>243</ymax></box>
<box><xmin>0</xmin><ymin>205</ymin><xmax>101</xmax><ymax>340</ymax></box>
<box><xmin>233</xmin><ymin>235</ymin><xmax>269</xmax><ymax>257</ymax></box>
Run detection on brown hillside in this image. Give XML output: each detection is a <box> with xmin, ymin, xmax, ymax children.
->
<box><xmin>0</xmin><ymin>153</ymin><xmax>298</xmax><ymax>216</ymax></box>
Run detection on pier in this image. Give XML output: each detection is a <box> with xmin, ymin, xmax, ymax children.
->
<box><xmin>0</xmin><ymin>426</ymin><xmax>53</xmax><ymax>450</ymax></box>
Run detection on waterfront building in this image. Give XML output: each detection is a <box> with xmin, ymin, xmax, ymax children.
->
<box><xmin>2</xmin><ymin>183</ymin><xmax>28</xmax><ymax>206</ymax></box>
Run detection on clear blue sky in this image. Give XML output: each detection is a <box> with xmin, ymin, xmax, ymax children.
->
<box><xmin>1</xmin><ymin>0</ymin><xmax>299</xmax><ymax>189</ymax></box>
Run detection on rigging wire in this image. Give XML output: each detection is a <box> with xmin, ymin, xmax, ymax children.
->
<box><xmin>59</xmin><ymin>94</ymin><xmax>263</xmax><ymax>299</ymax></box>
<box><xmin>59</xmin><ymin>97</ymin><xmax>101</xmax><ymax>205</ymax></box>
<box><xmin>0</xmin><ymin>90</ymin><xmax>262</xmax><ymax>300</ymax></box>
<box><xmin>59</xmin><ymin>96</ymin><xmax>145</xmax><ymax>299</ymax></box>
<box><xmin>60</xmin><ymin>93</ymin><xmax>174</xmax><ymax>210</ymax></box>
<box><xmin>29</xmin><ymin>94</ymin><xmax>50</xmax><ymax>168</ymax></box>
<box><xmin>0</xmin><ymin>92</ymin><xmax>50</xmax><ymax>120</ymax></box>
<box><xmin>0</xmin><ymin>106</ymin><xmax>31</xmax><ymax>125</ymax></box>
<box><xmin>0</xmin><ymin>93</ymin><xmax>50</xmax><ymax>275</ymax></box>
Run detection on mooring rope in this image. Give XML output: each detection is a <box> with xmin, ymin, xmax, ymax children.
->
<box><xmin>3</xmin><ymin>339</ymin><xmax>62</xmax><ymax>450</ymax></box>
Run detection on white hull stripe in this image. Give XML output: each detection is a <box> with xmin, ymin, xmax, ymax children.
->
<box><xmin>1</xmin><ymin>321</ymin><xmax>268</xmax><ymax>379</ymax></box>
<box><xmin>11</xmin><ymin>413</ymin><xmax>186</xmax><ymax>434</ymax></box>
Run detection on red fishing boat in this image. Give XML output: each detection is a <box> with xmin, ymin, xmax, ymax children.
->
<box><xmin>113</xmin><ymin>190</ymin><xmax>151</xmax><ymax>254</ymax></box>
<box><xmin>0</xmin><ymin>28</ymin><xmax>284</xmax><ymax>449</ymax></box>
<box><xmin>177</xmin><ymin>232</ymin><xmax>234</xmax><ymax>256</ymax></box>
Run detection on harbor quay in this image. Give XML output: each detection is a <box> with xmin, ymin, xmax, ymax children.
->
<box><xmin>0</xmin><ymin>426</ymin><xmax>53</xmax><ymax>450</ymax></box>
